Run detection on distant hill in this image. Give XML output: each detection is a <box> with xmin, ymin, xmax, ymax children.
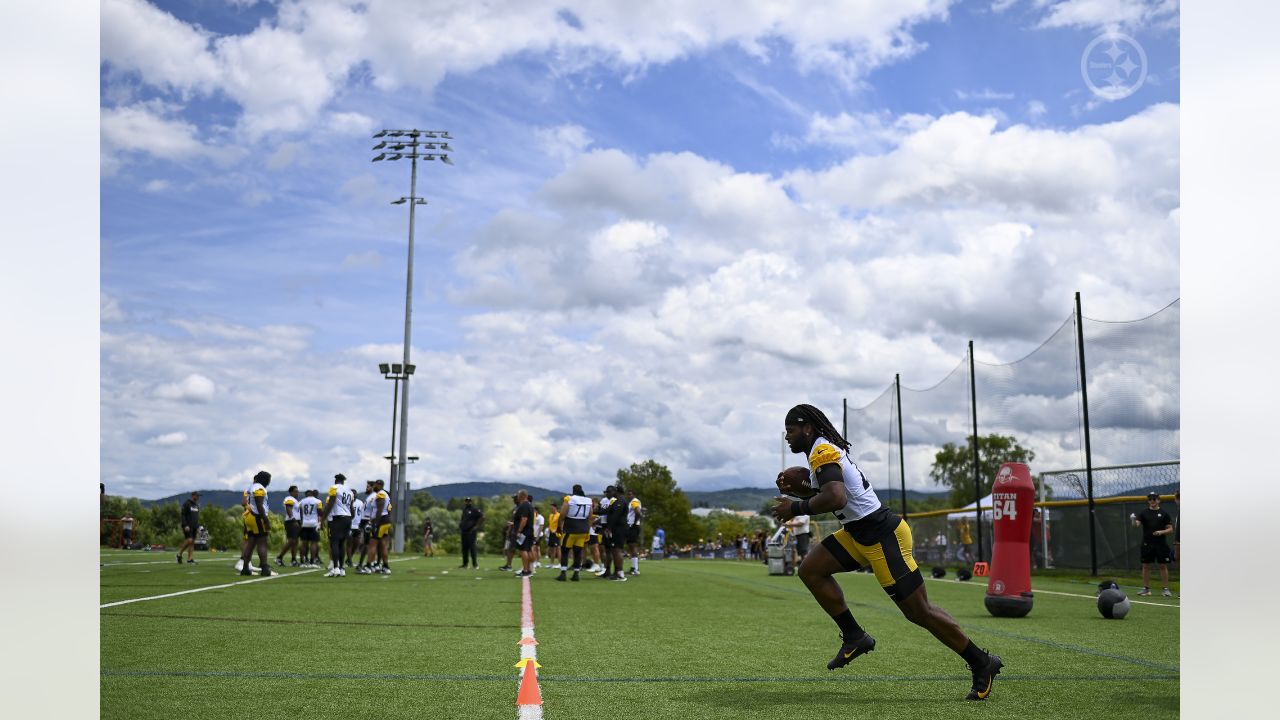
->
<box><xmin>414</xmin><ymin>482</ymin><xmax>568</xmax><ymax>503</ymax></box>
<box><xmin>139</xmin><ymin>482</ymin><xmax>951</xmax><ymax>512</ymax></box>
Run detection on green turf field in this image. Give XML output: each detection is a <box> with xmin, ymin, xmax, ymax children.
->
<box><xmin>100</xmin><ymin>550</ymin><xmax>1179</xmax><ymax>719</ymax></box>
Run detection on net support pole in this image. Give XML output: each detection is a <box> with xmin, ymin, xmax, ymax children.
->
<box><xmin>1075</xmin><ymin>291</ymin><xmax>1099</xmax><ymax>577</ymax></box>
<box><xmin>896</xmin><ymin>374</ymin><xmax>907</xmax><ymax>518</ymax></box>
<box><xmin>968</xmin><ymin>340</ymin><xmax>983</xmax><ymax>562</ymax></box>
<box><xmin>842</xmin><ymin>398</ymin><xmax>847</xmax><ymax>444</ymax></box>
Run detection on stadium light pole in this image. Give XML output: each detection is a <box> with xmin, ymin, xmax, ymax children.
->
<box><xmin>372</xmin><ymin>128</ymin><xmax>454</xmax><ymax>553</ymax></box>
<box><xmin>378</xmin><ymin>362</ymin><xmax>415</xmax><ymax>503</ymax></box>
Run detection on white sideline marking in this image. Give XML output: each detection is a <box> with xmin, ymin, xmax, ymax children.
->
<box><xmin>100</xmin><ymin>557</ymin><xmax>422</xmax><ymax>608</ymax></box>
<box><xmin>517</xmin><ymin>575</ymin><xmax>543</xmax><ymax>720</ymax></box>
<box><xmin>939</xmin><ymin>578</ymin><xmax>1180</xmax><ymax>609</ymax></box>
<box><xmin>100</xmin><ymin>569</ymin><xmax>318</xmax><ymax>607</ymax></box>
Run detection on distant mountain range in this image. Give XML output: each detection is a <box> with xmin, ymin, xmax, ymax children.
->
<box><xmin>140</xmin><ymin>482</ymin><xmax>949</xmax><ymax>511</ymax></box>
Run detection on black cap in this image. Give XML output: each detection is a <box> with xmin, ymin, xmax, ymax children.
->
<box><xmin>464</xmin><ymin>497</ymin><xmax>472</xmax><ymax>501</ymax></box>
<box><xmin>1147</xmin><ymin>492</ymin><xmax>1160</xmax><ymax>500</ymax></box>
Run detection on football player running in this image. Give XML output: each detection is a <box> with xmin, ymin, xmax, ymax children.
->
<box><xmin>773</xmin><ymin>404</ymin><xmax>1004</xmax><ymax>701</ymax></box>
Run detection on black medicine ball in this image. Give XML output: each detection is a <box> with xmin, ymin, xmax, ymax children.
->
<box><xmin>931</xmin><ymin>567</ymin><xmax>946</xmax><ymax>579</ymax></box>
<box><xmin>1097</xmin><ymin>588</ymin><xmax>1131</xmax><ymax>619</ymax></box>
<box><xmin>956</xmin><ymin>568</ymin><xmax>972</xmax><ymax>581</ymax></box>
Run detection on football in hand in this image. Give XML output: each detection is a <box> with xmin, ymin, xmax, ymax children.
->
<box><xmin>776</xmin><ymin>466</ymin><xmax>810</xmax><ymax>495</ymax></box>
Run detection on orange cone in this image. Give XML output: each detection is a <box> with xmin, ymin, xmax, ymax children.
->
<box><xmin>516</xmin><ymin>661</ymin><xmax>542</xmax><ymax>706</ymax></box>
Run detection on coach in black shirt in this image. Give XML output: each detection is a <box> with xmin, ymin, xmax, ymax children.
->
<box><xmin>178</xmin><ymin>492</ymin><xmax>200</xmax><ymax>564</ymax></box>
<box><xmin>513</xmin><ymin>490</ymin><xmax>536</xmax><ymax>577</ymax></box>
<box><xmin>1132</xmin><ymin>492</ymin><xmax>1174</xmax><ymax>597</ymax></box>
<box><xmin>459</xmin><ymin>498</ymin><xmax>484</xmax><ymax>569</ymax></box>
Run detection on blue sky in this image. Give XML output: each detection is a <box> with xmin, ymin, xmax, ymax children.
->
<box><xmin>100</xmin><ymin>0</ymin><xmax>1180</xmax><ymax>499</ymax></box>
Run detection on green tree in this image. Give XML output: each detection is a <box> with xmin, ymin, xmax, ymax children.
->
<box><xmin>410</xmin><ymin>490</ymin><xmax>437</xmax><ymax>512</ymax></box>
<box><xmin>929</xmin><ymin>434</ymin><xmax>1036</xmax><ymax>507</ymax></box>
<box><xmin>615</xmin><ymin>459</ymin><xmax>701</xmax><ymax>546</ymax></box>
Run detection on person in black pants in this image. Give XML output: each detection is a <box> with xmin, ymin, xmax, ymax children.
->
<box><xmin>459</xmin><ymin>497</ymin><xmax>484</xmax><ymax>569</ymax></box>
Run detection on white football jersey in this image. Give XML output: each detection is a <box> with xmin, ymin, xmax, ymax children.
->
<box><xmin>351</xmin><ymin>498</ymin><xmax>364</xmax><ymax>524</ymax></box>
<box><xmin>804</xmin><ymin>436</ymin><xmax>881</xmax><ymax>524</ymax></box>
<box><xmin>363</xmin><ymin>492</ymin><xmax>378</xmax><ymax>521</ymax></box>
<box><xmin>326</xmin><ymin>484</ymin><xmax>355</xmax><ymax>519</ymax></box>
<box><xmin>298</xmin><ymin>497</ymin><xmax>322</xmax><ymax>527</ymax></box>
<box><xmin>246</xmin><ymin>483</ymin><xmax>269</xmax><ymax>517</ymax></box>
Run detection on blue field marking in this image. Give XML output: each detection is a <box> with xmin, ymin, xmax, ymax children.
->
<box><xmin>100</xmin><ymin>668</ymin><xmax>1177</xmax><ymax>684</ymax></box>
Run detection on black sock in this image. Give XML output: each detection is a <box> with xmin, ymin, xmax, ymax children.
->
<box><xmin>832</xmin><ymin>609</ymin><xmax>865</xmax><ymax>639</ymax></box>
<box><xmin>959</xmin><ymin>640</ymin><xmax>988</xmax><ymax>667</ymax></box>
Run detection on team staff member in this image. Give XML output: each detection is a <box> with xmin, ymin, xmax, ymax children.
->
<box><xmin>298</xmin><ymin>489</ymin><xmax>323</xmax><ymax>567</ymax></box>
<box><xmin>531</xmin><ymin>499</ymin><xmax>545</xmax><ymax>569</ymax></box>
<box><xmin>1132</xmin><ymin>492</ymin><xmax>1174</xmax><ymax>597</ymax></box>
<box><xmin>239</xmin><ymin>471</ymin><xmax>274</xmax><ymax>577</ymax></box>
<box><xmin>600</xmin><ymin>486</ymin><xmax>629</xmax><ymax>581</ymax></box>
<box><xmin>321</xmin><ymin>473</ymin><xmax>356</xmax><ymax>577</ymax></box>
<box><xmin>625</xmin><ymin>489</ymin><xmax>643</xmax><ymax>576</ymax></box>
<box><xmin>177</xmin><ymin>492</ymin><xmax>201</xmax><ymax>564</ymax></box>
<box><xmin>555</xmin><ymin>485</ymin><xmax>593</xmax><ymax>582</ymax></box>
<box><xmin>513</xmin><ymin>490</ymin><xmax>536</xmax><ymax>577</ymax></box>
<box><xmin>458</xmin><ymin>497</ymin><xmax>484</xmax><ymax>569</ymax></box>
<box><xmin>773</xmin><ymin>404</ymin><xmax>1003</xmax><ymax>701</ymax></box>
<box><xmin>423</xmin><ymin>518</ymin><xmax>435</xmax><ymax>557</ymax></box>
<box><xmin>277</xmin><ymin>486</ymin><xmax>301</xmax><ymax>567</ymax></box>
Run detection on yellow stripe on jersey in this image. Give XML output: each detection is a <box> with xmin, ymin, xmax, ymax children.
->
<box><xmin>252</xmin><ymin>488</ymin><xmax>265</xmax><ymax>498</ymax></box>
<box><xmin>809</xmin><ymin>443</ymin><xmax>841</xmax><ymax>472</ymax></box>
<box><xmin>328</xmin><ymin>487</ymin><xmax>337</xmax><ymax>497</ymax></box>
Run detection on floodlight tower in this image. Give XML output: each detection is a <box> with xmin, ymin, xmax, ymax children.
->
<box><xmin>372</xmin><ymin>128</ymin><xmax>453</xmax><ymax>553</ymax></box>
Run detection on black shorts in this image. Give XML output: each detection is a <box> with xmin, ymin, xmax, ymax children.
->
<box><xmin>182</xmin><ymin>525</ymin><xmax>198</xmax><ymax>539</ymax></box>
<box><xmin>1141</xmin><ymin>542</ymin><xmax>1172</xmax><ymax>564</ymax></box>
<box><xmin>606</xmin><ymin>527</ymin><xmax>628</xmax><ymax>549</ymax></box>
<box><xmin>329</xmin><ymin>515</ymin><xmax>352</xmax><ymax>542</ymax></box>
<box><xmin>548</xmin><ymin>533</ymin><xmax>560</xmax><ymax>548</ymax></box>
<box><xmin>588</xmin><ymin>534</ymin><xmax>599</xmax><ymax>546</ymax></box>
<box><xmin>795</xmin><ymin>532</ymin><xmax>811</xmax><ymax>557</ymax></box>
<box><xmin>285</xmin><ymin>520</ymin><xmax>301</xmax><ymax>539</ymax></box>
<box><xmin>626</xmin><ymin>525</ymin><xmax>641</xmax><ymax>545</ymax></box>
<box><xmin>300</xmin><ymin>526</ymin><xmax>320</xmax><ymax>542</ymax></box>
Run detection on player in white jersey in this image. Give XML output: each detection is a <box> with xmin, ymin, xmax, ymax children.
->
<box><xmin>355</xmin><ymin>481</ymin><xmax>376</xmax><ymax>571</ymax></box>
<box><xmin>531</xmin><ymin>502</ymin><xmax>545</xmax><ymax>569</ymax></box>
<box><xmin>297</xmin><ymin>490</ymin><xmax>323</xmax><ymax>567</ymax></box>
<box><xmin>555</xmin><ymin>486</ymin><xmax>594</xmax><ymax>582</ymax></box>
<box><xmin>625</xmin><ymin>489</ymin><xmax>644</xmax><ymax>575</ymax></box>
<box><xmin>347</xmin><ymin>492</ymin><xmax>365</xmax><ymax>569</ymax></box>
<box><xmin>771</xmin><ymin>404</ymin><xmax>1003</xmax><ymax>701</ymax></box>
<box><xmin>277</xmin><ymin>485</ymin><xmax>301</xmax><ymax>567</ymax></box>
<box><xmin>368</xmin><ymin>479</ymin><xmax>392</xmax><ymax>574</ymax></box>
<box><xmin>321</xmin><ymin>473</ymin><xmax>356</xmax><ymax>576</ymax></box>
<box><xmin>238</xmin><ymin>470</ymin><xmax>274</xmax><ymax>577</ymax></box>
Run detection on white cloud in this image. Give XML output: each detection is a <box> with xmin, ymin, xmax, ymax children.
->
<box><xmin>1009</xmin><ymin>0</ymin><xmax>1181</xmax><ymax>31</ymax></box>
<box><xmin>101</xmin><ymin>293</ymin><xmax>126</xmax><ymax>322</ymax></box>
<box><xmin>955</xmin><ymin>88</ymin><xmax>1015</xmax><ymax>100</ymax></box>
<box><xmin>153</xmin><ymin>373</ymin><xmax>217</xmax><ymax>403</ymax></box>
<box><xmin>142</xmin><ymin>179</ymin><xmax>172</xmax><ymax>193</ymax></box>
<box><xmin>101</xmin><ymin>103</ymin><xmax>224</xmax><ymax>168</ymax></box>
<box><xmin>146</xmin><ymin>431</ymin><xmax>188</xmax><ymax>446</ymax></box>
<box><xmin>101</xmin><ymin>0</ymin><xmax>957</xmax><ymax>140</ymax></box>
<box><xmin>327</xmin><ymin>111</ymin><xmax>376</xmax><ymax>136</ymax></box>
<box><xmin>536</xmin><ymin>124</ymin><xmax>593</xmax><ymax>163</ymax></box>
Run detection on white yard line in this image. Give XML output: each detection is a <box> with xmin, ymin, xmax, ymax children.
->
<box><xmin>100</xmin><ymin>556</ymin><xmax>422</xmax><ymax>608</ymax></box>
<box><xmin>517</xmin><ymin>575</ymin><xmax>543</xmax><ymax>720</ymax></box>
<box><xmin>100</xmin><ymin>568</ymin><xmax>319</xmax><ymax>608</ymax></box>
<box><xmin>939</xmin><ymin>578</ymin><xmax>1180</xmax><ymax>609</ymax></box>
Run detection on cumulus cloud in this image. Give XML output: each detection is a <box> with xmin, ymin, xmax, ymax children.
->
<box><xmin>153</xmin><ymin>374</ymin><xmax>217</xmax><ymax>403</ymax></box>
<box><xmin>146</xmin><ymin>431</ymin><xmax>188</xmax><ymax>446</ymax></box>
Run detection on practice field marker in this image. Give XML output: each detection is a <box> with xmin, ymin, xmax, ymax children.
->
<box><xmin>100</xmin><ymin>556</ymin><xmax>423</xmax><ymax>609</ymax></box>
<box><xmin>100</xmin><ymin>568</ymin><xmax>319</xmax><ymax>607</ymax></box>
<box><xmin>517</xmin><ymin>575</ymin><xmax>543</xmax><ymax>719</ymax></box>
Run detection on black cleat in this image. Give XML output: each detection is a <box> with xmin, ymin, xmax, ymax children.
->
<box><xmin>966</xmin><ymin>652</ymin><xmax>1003</xmax><ymax>701</ymax></box>
<box><xmin>827</xmin><ymin>632</ymin><xmax>876</xmax><ymax>670</ymax></box>
<box><xmin>570</xmin><ymin>571</ymin><xmax>580</xmax><ymax>582</ymax></box>
<box><xmin>555</xmin><ymin>571</ymin><xmax>567</xmax><ymax>582</ymax></box>
<box><xmin>177</xmin><ymin>554</ymin><xmax>183</xmax><ymax>564</ymax></box>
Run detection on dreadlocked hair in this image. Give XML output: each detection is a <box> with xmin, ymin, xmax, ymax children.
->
<box><xmin>785</xmin><ymin>404</ymin><xmax>850</xmax><ymax>452</ymax></box>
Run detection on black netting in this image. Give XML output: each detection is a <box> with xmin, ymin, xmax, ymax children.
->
<box><xmin>841</xmin><ymin>296</ymin><xmax>1179</xmax><ymax>572</ymax></box>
